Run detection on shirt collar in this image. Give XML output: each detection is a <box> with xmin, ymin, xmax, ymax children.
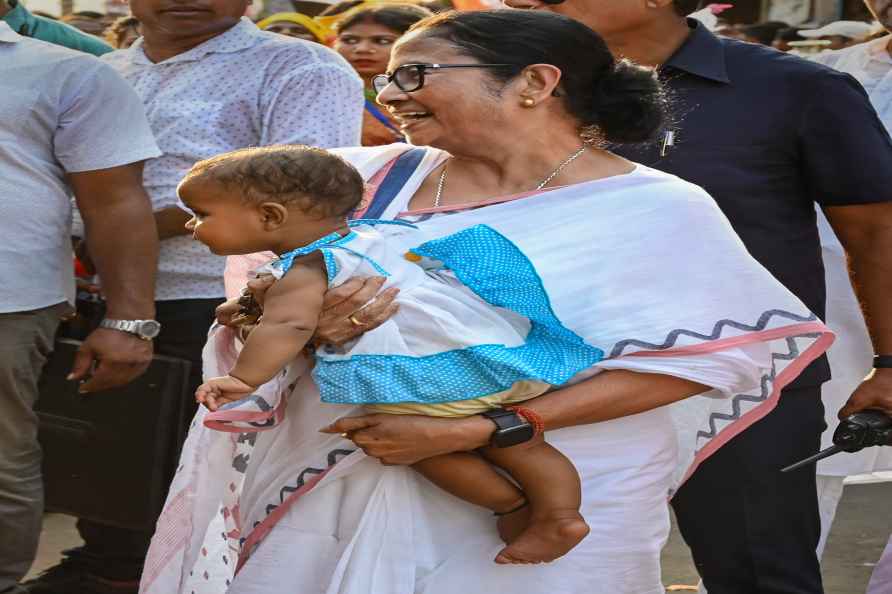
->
<box><xmin>1</xmin><ymin>0</ymin><xmax>33</xmax><ymax>39</ymax></box>
<box><xmin>129</xmin><ymin>17</ymin><xmax>262</xmax><ymax>65</ymax></box>
<box><xmin>663</xmin><ymin>18</ymin><xmax>731</xmax><ymax>84</ymax></box>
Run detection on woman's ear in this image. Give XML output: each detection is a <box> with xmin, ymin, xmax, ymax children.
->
<box><xmin>259</xmin><ymin>202</ymin><xmax>289</xmax><ymax>230</ymax></box>
<box><xmin>517</xmin><ymin>64</ymin><xmax>564</xmax><ymax>106</ymax></box>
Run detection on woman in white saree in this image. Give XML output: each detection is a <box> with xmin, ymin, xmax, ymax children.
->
<box><xmin>141</xmin><ymin>11</ymin><xmax>834</xmax><ymax>594</ymax></box>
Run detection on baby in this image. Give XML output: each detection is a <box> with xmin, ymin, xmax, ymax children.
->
<box><xmin>178</xmin><ymin>145</ymin><xmax>597</xmax><ymax>565</ymax></box>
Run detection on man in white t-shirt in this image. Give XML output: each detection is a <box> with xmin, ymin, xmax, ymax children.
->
<box><xmin>0</xmin><ymin>23</ymin><xmax>160</xmax><ymax>594</ymax></box>
<box><xmin>808</xmin><ymin>0</ymin><xmax>892</xmax><ymax>562</ymax></box>
<box><xmin>22</xmin><ymin>0</ymin><xmax>364</xmax><ymax>592</ymax></box>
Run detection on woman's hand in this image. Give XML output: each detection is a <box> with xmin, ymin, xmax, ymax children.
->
<box><xmin>313</xmin><ymin>277</ymin><xmax>400</xmax><ymax>347</ymax></box>
<box><xmin>320</xmin><ymin>413</ymin><xmax>494</xmax><ymax>465</ymax></box>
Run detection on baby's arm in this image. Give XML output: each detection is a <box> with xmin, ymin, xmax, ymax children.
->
<box><xmin>197</xmin><ymin>261</ymin><xmax>328</xmax><ymax>410</ymax></box>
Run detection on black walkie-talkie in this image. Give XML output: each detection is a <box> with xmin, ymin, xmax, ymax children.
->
<box><xmin>781</xmin><ymin>410</ymin><xmax>892</xmax><ymax>473</ymax></box>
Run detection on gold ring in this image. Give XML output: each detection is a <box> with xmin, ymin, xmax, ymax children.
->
<box><xmin>348</xmin><ymin>314</ymin><xmax>365</xmax><ymax>327</ymax></box>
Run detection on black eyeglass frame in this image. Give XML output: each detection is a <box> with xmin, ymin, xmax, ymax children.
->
<box><xmin>372</xmin><ymin>63</ymin><xmax>516</xmax><ymax>94</ymax></box>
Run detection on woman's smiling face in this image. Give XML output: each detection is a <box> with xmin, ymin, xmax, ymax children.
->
<box><xmin>376</xmin><ymin>33</ymin><xmax>513</xmax><ymax>152</ymax></box>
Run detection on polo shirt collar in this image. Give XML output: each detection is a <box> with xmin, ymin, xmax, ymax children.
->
<box><xmin>129</xmin><ymin>17</ymin><xmax>262</xmax><ymax>64</ymax></box>
<box><xmin>1</xmin><ymin>0</ymin><xmax>34</xmax><ymax>38</ymax></box>
<box><xmin>664</xmin><ymin>19</ymin><xmax>731</xmax><ymax>84</ymax></box>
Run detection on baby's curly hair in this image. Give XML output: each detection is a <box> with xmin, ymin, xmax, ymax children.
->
<box><xmin>184</xmin><ymin>145</ymin><xmax>365</xmax><ymax>219</ymax></box>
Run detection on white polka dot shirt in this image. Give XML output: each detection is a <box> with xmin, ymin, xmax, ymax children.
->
<box><xmin>102</xmin><ymin>18</ymin><xmax>364</xmax><ymax>301</ymax></box>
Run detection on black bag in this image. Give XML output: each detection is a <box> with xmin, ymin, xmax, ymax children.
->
<box><xmin>35</xmin><ymin>338</ymin><xmax>193</xmax><ymax>531</ymax></box>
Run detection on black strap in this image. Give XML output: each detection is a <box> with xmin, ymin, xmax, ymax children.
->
<box><xmin>874</xmin><ymin>355</ymin><xmax>892</xmax><ymax>369</ymax></box>
<box><xmin>361</xmin><ymin>147</ymin><xmax>426</xmax><ymax>220</ymax></box>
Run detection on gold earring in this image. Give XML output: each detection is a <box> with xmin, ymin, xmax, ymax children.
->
<box><xmin>522</xmin><ymin>98</ymin><xmax>535</xmax><ymax>107</ymax></box>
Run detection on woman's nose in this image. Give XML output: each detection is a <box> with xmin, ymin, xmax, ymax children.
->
<box><xmin>375</xmin><ymin>81</ymin><xmax>407</xmax><ymax>106</ymax></box>
<box><xmin>354</xmin><ymin>40</ymin><xmax>376</xmax><ymax>53</ymax></box>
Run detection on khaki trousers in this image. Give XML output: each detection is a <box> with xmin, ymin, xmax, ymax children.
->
<box><xmin>0</xmin><ymin>303</ymin><xmax>66</xmax><ymax>592</ymax></box>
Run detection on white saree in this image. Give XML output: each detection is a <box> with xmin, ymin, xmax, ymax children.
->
<box><xmin>140</xmin><ymin>145</ymin><xmax>833</xmax><ymax>594</ymax></box>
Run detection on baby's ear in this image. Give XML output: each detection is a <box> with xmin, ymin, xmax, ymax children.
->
<box><xmin>259</xmin><ymin>202</ymin><xmax>289</xmax><ymax>229</ymax></box>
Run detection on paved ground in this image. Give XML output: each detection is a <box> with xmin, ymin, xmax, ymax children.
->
<box><xmin>27</xmin><ymin>482</ymin><xmax>892</xmax><ymax>593</ymax></box>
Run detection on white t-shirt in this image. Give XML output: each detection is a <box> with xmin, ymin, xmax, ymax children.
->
<box><xmin>0</xmin><ymin>22</ymin><xmax>161</xmax><ymax>313</ymax></box>
<box><xmin>103</xmin><ymin>19</ymin><xmax>364</xmax><ymax>301</ymax></box>
<box><xmin>810</xmin><ymin>36</ymin><xmax>892</xmax><ymax>475</ymax></box>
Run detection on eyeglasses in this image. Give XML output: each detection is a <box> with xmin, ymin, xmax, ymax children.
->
<box><xmin>372</xmin><ymin>63</ymin><xmax>515</xmax><ymax>94</ymax></box>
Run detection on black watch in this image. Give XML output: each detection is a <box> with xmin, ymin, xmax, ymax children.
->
<box><xmin>481</xmin><ymin>408</ymin><xmax>534</xmax><ymax>448</ymax></box>
<box><xmin>874</xmin><ymin>355</ymin><xmax>892</xmax><ymax>369</ymax></box>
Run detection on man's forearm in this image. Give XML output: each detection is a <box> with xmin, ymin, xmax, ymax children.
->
<box><xmin>155</xmin><ymin>206</ymin><xmax>192</xmax><ymax>240</ymax></box>
<box><xmin>839</xmin><ymin>224</ymin><xmax>892</xmax><ymax>355</ymax></box>
<box><xmin>84</xmin><ymin>201</ymin><xmax>157</xmax><ymax>319</ymax></box>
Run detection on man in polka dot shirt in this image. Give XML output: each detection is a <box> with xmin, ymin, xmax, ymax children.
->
<box><xmin>24</xmin><ymin>1</ymin><xmax>364</xmax><ymax>593</ymax></box>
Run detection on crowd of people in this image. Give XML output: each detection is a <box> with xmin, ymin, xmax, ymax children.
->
<box><xmin>1</xmin><ymin>0</ymin><xmax>892</xmax><ymax>594</ymax></box>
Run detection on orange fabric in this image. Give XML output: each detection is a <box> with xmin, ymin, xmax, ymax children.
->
<box><xmin>452</xmin><ymin>0</ymin><xmax>491</xmax><ymax>9</ymax></box>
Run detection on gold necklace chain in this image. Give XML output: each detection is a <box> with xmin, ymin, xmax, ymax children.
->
<box><xmin>433</xmin><ymin>145</ymin><xmax>588</xmax><ymax>209</ymax></box>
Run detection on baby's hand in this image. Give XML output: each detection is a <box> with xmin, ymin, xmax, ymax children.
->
<box><xmin>196</xmin><ymin>375</ymin><xmax>256</xmax><ymax>411</ymax></box>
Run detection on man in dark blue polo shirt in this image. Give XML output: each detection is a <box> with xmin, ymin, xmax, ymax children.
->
<box><xmin>502</xmin><ymin>0</ymin><xmax>892</xmax><ymax>593</ymax></box>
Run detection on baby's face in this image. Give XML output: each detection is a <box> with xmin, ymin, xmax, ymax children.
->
<box><xmin>179</xmin><ymin>178</ymin><xmax>265</xmax><ymax>256</ymax></box>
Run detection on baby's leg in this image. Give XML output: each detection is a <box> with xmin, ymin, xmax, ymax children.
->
<box><xmin>481</xmin><ymin>436</ymin><xmax>589</xmax><ymax>565</ymax></box>
<box><xmin>412</xmin><ymin>453</ymin><xmax>526</xmax><ymax>516</ymax></box>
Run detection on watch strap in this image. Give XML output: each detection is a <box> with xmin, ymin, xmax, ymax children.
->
<box><xmin>101</xmin><ymin>319</ymin><xmax>138</xmax><ymax>334</ymax></box>
<box><xmin>99</xmin><ymin>318</ymin><xmax>159</xmax><ymax>340</ymax></box>
<box><xmin>874</xmin><ymin>355</ymin><xmax>892</xmax><ymax>369</ymax></box>
<box><xmin>481</xmin><ymin>408</ymin><xmax>525</xmax><ymax>432</ymax></box>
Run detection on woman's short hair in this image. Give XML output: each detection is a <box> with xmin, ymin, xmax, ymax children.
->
<box><xmin>335</xmin><ymin>4</ymin><xmax>433</xmax><ymax>34</ymax></box>
<box><xmin>410</xmin><ymin>10</ymin><xmax>667</xmax><ymax>144</ymax></box>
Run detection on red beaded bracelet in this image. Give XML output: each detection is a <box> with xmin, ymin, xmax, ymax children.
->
<box><xmin>507</xmin><ymin>405</ymin><xmax>545</xmax><ymax>437</ymax></box>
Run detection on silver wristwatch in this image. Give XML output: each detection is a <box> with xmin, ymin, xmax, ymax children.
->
<box><xmin>99</xmin><ymin>318</ymin><xmax>162</xmax><ymax>341</ymax></box>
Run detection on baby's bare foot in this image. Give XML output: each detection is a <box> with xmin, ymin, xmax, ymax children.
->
<box><xmin>494</xmin><ymin>512</ymin><xmax>589</xmax><ymax>565</ymax></box>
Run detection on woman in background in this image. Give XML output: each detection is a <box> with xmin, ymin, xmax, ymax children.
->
<box><xmin>334</xmin><ymin>3</ymin><xmax>432</xmax><ymax>145</ymax></box>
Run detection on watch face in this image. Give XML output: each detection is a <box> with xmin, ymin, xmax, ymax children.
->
<box><xmin>494</xmin><ymin>423</ymin><xmax>535</xmax><ymax>448</ymax></box>
<box><xmin>138</xmin><ymin>320</ymin><xmax>162</xmax><ymax>339</ymax></box>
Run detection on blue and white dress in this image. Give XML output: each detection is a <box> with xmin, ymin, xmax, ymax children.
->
<box><xmin>261</xmin><ymin>219</ymin><xmax>604</xmax><ymax>414</ymax></box>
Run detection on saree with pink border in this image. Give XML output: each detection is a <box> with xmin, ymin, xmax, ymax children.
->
<box><xmin>140</xmin><ymin>145</ymin><xmax>833</xmax><ymax>594</ymax></box>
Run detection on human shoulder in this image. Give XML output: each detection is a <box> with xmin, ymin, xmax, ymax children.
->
<box><xmin>722</xmin><ymin>37</ymin><xmax>868</xmax><ymax>108</ymax></box>
<box><xmin>810</xmin><ymin>36</ymin><xmax>888</xmax><ymax>70</ymax></box>
<box><xmin>254</xmin><ymin>31</ymin><xmax>357</xmax><ymax>79</ymax></box>
<box><xmin>100</xmin><ymin>47</ymin><xmax>133</xmax><ymax>68</ymax></box>
<box><xmin>720</xmin><ymin>36</ymin><xmax>844</xmax><ymax>84</ymax></box>
<box><xmin>264</xmin><ymin>258</ymin><xmax>327</xmax><ymax>319</ymax></box>
<box><xmin>11</xmin><ymin>37</ymin><xmax>111</xmax><ymax>83</ymax></box>
<box><xmin>331</xmin><ymin>145</ymin><xmax>438</xmax><ymax>180</ymax></box>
